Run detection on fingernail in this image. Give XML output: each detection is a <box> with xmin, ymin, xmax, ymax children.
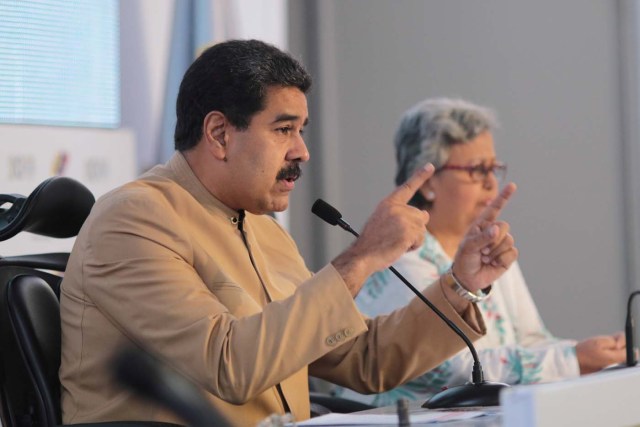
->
<box><xmin>485</xmin><ymin>225</ymin><xmax>497</xmax><ymax>238</ymax></box>
<box><xmin>481</xmin><ymin>256</ymin><xmax>490</xmax><ymax>264</ymax></box>
<box><xmin>481</xmin><ymin>247</ymin><xmax>491</xmax><ymax>255</ymax></box>
<box><xmin>423</xmin><ymin>163</ymin><xmax>434</xmax><ymax>173</ymax></box>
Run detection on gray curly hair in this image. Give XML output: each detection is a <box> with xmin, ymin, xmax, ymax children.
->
<box><xmin>394</xmin><ymin>98</ymin><xmax>498</xmax><ymax>209</ymax></box>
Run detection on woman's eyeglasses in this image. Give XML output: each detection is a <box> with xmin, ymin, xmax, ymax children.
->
<box><xmin>436</xmin><ymin>161</ymin><xmax>507</xmax><ymax>183</ymax></box>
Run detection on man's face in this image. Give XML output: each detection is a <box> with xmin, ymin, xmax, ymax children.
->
<box><xmin>222</xmin><ymin>86</ymin><xmax>309</xmax><ymax>214</ymax></box>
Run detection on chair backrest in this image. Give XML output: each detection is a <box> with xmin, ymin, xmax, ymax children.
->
<box><xmin>0</xmin><ymin>176</ymin><xmax>94</xmax><ymax>427</ymax></box>
<box><xmin>3</xmin><ymin>274</ymin><xmax>62</xmax><ymax>426</ymax></box>
<box><xmin>0</xmin><ymin>176</ymin><xmax>95</xmax><ymax>241</ymax></box>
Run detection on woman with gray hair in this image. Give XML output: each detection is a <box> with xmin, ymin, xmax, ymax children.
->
<box><xmin>335</xmin><ymin>98</ymin><xmax>625</xmax><ymax>407</ymax></box>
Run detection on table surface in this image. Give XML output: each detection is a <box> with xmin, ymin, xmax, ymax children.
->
<box><xmin>303</xmin><ymin>400</ymin><xmax>503</xmax><ymax>426</ymax></box>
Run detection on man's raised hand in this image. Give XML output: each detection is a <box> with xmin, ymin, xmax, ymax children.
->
<box><xmin>332</xmin><ymin>164</ymin><xmax>435</xmax><ymax>295</ymax></box>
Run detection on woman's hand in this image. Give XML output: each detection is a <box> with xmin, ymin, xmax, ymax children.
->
<box><xmin>576</xmin><ymin>333</ymin><xmax>626</xmax><ymax>374</ymax></box>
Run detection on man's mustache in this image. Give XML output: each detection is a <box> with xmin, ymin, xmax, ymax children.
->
<box><xmin>276</xmin><ymin>163</ymin><xmax>302</xmax><ymax>181</ymax></box>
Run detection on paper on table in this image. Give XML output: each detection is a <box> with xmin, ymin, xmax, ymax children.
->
<box><xmin>293</xmin><ymin>410</ymin><xmax>485</xmax><ymax>426</ymax></box>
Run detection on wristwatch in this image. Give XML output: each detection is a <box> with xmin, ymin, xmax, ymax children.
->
<box><xmin>447</xmin><ymin>266</ymin><xmax>492</xmax><ymax>303</ymax></box>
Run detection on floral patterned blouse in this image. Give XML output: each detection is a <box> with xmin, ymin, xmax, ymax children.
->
<box><xmin>335</xmin><ymin>231</ymin><xmax>580</xmax><ymax>407</ymax></box>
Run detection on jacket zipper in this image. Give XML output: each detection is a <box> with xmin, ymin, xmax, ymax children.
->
<box><xmin>235</xmin><ymin>210</ymin><xmax>292</xmax><ymax>414</ymax></box>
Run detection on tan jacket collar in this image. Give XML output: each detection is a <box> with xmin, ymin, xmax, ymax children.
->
<box><xmin>165</xmin><ymin>152</ymin><xmax>242</xmax><ymax>223</ymax></box>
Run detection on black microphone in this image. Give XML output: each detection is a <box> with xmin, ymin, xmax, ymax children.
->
<box><xmin>607</xmin><ymin>290</ymin><xmax>640</xmax><ymax>370</ymax></box>
<box><xmin>602</xmin><ymin>290</ymin><xmax>640</xmax><ymax>371</ymax></box>
<box><xmin>312</xmin><ymin>198</ymin><xmax>508</xmax><ymax>408</ymax></box>
<box><xmin>625</xmin><ymin>291</ymin><xmax>640</xmax><ymax>366</ymax></box>
<box><xmin>112</xmin><ymin>345</ymin><xmax>233</xmax><ymax>427</ymax></box>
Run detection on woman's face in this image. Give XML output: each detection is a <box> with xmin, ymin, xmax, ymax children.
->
<box><xmin>423</xmin><ymin>131</ymin><xmax>500</xmax><ymax>237</ymax></box>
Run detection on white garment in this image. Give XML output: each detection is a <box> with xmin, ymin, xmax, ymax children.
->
<box><xmin>336</xmin><ymin>231</ymin><xmax>579</xmax><ymax>407</ymax></box>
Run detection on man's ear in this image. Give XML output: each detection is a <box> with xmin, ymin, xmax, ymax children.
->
<box><xmin>202</xmin><ymin>111</ymin><xmax>228</xmax><ymax>161</ymax></box>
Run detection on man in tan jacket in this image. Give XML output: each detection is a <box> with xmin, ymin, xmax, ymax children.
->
<box><xmin>59</xmin><ymin>39</ymin><xmax>518</xmax><ymax>427</ymax></box>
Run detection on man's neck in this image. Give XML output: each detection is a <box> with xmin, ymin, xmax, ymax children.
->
<box><xmin>182</xmin><ymin>147</ymin><xmax>234</xmax><ymax>207</ymax></box>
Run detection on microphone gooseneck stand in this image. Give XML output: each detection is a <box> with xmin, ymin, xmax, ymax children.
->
<box><xmin>607</xmin><ymin>290</ymin><xmax>640</xmax><ymax>370</ymax></box>
<box><xmin>625</xmin><ymin>291</ymin><xmax>640</xmax><ymax>367</ymax></box>
<box><xmin>312</xmin><ymin>199</ymin><xmax>508</xmax><ymax>408</ymax></box>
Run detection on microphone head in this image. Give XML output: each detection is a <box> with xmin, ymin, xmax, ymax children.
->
<box><xmin>112</xmin><ymin>346</ymin><xmax>232</xmax><ymax>427</ymax></box>
<box><xmin>312</xmin><ymin>199</ymin><xmax>342</xmax><ymax>226</ymax></box>
<box><xmin>112</xmin><ymin>346</ymin><xmax>162</xmax><ymax>397</ymax></box>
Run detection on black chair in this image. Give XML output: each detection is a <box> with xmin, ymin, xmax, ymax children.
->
<box><xmin>308</xmin><ymin>377</ymin><xmax>374</xmax><ymax>418</ymax></box>
<box><xmin>309</xmin><ymin>392</ymin><xmax>374</xmax><ymax>416</ymax></box>
<box><xmin>5</xmin><ymin>274</ymin><xmax>63</xmax><ymax>426</ymax></box>
<box><xmin>0</xmin><ymin>177</ymin><xmax>93</xmax><ymax>427</ymax></box>
<box><xmin>0</xmin><ymin>177</ymin><xmax>188</xmax><ymax>427</ymax></box>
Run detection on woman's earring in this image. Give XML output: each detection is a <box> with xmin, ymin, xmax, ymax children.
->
<box><xmin>425</xmin><ymin>191</ymin><xmax>435</xmax><ymax>201</ymax></box>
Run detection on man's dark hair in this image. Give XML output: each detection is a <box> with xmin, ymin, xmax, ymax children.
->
<box><xmin>174</xmin><ymin>39</ymin><xmax>312</xmax><ymax>151</ymax></box>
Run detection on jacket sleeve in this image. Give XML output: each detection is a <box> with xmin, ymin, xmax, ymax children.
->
<box><xmin>309</xmin><ymin>279</ymin><xmax>486</xmax><ymax>393</ymax></box>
